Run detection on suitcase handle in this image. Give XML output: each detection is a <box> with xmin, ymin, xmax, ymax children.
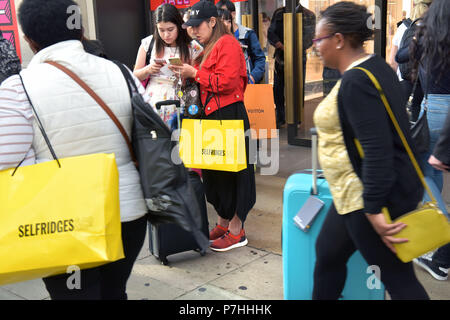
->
<box><xmin>310</xmin><ymin>128</ymin><xmax>319</xmax><ymax>195</ymax></box>
<box><xmin>155</xmin><ymin>100</ymin><xmax>182</xmax><ymax>130</ymax></box>
<box><xmin>155</xmin><ymin>100</ymin><xmax>181</xmax><ymax>110</ymax></box>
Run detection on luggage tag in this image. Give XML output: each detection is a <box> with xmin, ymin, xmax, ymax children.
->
<box><xmin>293</xmin><ymin>196</ymin><xmax>324</xmax><ymax>232</ymax></box>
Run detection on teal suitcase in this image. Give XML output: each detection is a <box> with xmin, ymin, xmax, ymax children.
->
<box><xmin>282</xmin><ymin>130</ymin><xmax>385</xmax><ymax>300</ymax></box>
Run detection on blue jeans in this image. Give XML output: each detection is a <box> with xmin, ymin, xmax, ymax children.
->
<box><xmin>418</xmin><ymin>94</ymin><xmax>449</xmax><ymax>215</ymax></box>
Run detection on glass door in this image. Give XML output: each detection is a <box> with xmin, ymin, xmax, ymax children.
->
<box><xmin>297</xmin><ymin>0</ymin><xmax>376</xmax><ymax>142</ymax></box>
<box><xmin>243</xmin><ymin>0</ymin><xmax>382</xmax><ymax>145</ymax></box>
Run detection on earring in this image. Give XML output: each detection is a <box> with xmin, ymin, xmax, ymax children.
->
<box><xmin>336</xmin><ymin>46</ymin><xmax>341</xmax><ymax>49</ymax></box>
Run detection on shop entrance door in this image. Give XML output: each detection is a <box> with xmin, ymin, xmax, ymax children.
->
<box><xmin>94</xmin><ymin>0</ymin><xmax>151</xmax><ymax>69</ymax></box>
<box><xmin>246</xmin><ymin>0</ymin><xmax>384</xmax><ymax>146</ymax></box>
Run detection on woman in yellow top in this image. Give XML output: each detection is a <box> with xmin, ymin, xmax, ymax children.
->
<box><xmin>312</xmin><ymin>2</ymin><xmax>428</xmax><ymax>299</ymax></box>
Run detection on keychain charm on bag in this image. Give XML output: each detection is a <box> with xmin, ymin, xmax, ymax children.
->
<box><xmin>181</xmin><ymin>78</ymin><xmax>204</xmax><ymax>118</ymax></box>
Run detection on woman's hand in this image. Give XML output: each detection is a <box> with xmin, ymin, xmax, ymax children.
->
<box><xmin>168</xmin><ymin>64</ymin><xmax>197</xmax><ymax>79</ymax></box>
<box><xmin>428</xmin><ymin>155</ymin><xmax>450</xmax><ymax>171</ymax></box>
<box><xmin>365</xmin><ymin>213</ymin><xmax>408</xmax><ymax>254</ymax></box>
<box><xmin>146</xmin><ymin>62</ymin><xmax>165</xmax><ymax>76</ymax></box>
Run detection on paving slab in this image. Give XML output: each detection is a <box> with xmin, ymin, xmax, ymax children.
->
<box><xmin>210</xmin><ymin>253</ymin><xmax>283</xmax><ymax>300</ymax></box>
<box><xmin>0</xmin><ymin>278</ymin><xmax>48</xmax><ymax>300</ymax></box>
<box><xmin>132</xmin><ymin>246</ymin><xmax>269</xmax><ymax>293</ymax></box>
<box><xmin>175</xmin><ymin>284</ymin><xmax>250</xmax><ymax>300</ymax></box>
<box><xmin>0</xmin><ymin>289</ymin><xmax>25</xmax><ymax>300</ymax></box>
<box><xmin>126</xmin><ymin>270</ymin><xmax>186</xmax><ymax>300</ymax></box>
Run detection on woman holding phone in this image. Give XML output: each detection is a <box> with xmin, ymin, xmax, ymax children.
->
<box><xmin>133</xmin><ymin>3</ymin><xmax>202</xmax><ymax>124</ymax></box>
<box><xmin>169</xmin><ymin>1</ymin><xmax>256</xmax><ymax>252</ymax></box>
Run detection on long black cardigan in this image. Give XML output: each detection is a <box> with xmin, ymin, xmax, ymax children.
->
<box><xmin>337</xmin><ymin>55</ymin><xmax>423</xmax><ymax>219</ymax></box>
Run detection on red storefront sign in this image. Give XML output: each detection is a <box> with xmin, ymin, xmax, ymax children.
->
<box><xmin>150</xmin><ymin>0</ymin><xmax>246</xmax><ymax>11</ymax></box>
<box><xmin>0</xmin><ymin>0</ymin><xmax>21</xmax><ymax>60</ymax></box>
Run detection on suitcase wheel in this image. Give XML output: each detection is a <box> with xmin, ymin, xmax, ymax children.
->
<box><xmin>195</xmin><ymin>248</ymin><xmax>207</xmax><ymax>256</ymax></box>
<box><xmin>160</xmin><ymin>257</ymin><xmax>169</xmax><ymax>266</ymax></box>
<box><xmin>154</xmin><ymin>255</ymin><xmax>169</xmax><ymax>266</ymax></box>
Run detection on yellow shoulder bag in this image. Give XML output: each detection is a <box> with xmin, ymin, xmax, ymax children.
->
<box><xmin>354</xmin><ymin>67</ymin><xmax>450</xmax><ymax>263</ymax></box>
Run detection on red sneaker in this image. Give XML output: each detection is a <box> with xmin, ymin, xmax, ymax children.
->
<box><xmin>210</xmin><ymin>229</ymin><xmax>248</xmax><ymax>252</ymax></box>
<box><xmin>209</xmin><ymin>224</ymin><xmax>228</xmax><ymax>242</ymax></box>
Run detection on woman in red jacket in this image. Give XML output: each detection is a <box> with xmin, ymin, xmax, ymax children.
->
<box><xmin>170</xmin><ymin>0</ymin><xmax>256</xmax><ymax>252</ymax></box>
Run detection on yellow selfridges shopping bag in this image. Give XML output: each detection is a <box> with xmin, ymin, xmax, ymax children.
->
<box><xmin>0</xmin><ymin>153</ymin><xmax>124</xmax><ymax>285</ymax></box>
<box><xmin>179</xmin><ymin>119</ymin><xmax>247</xmax><ymax>172</ymax></box>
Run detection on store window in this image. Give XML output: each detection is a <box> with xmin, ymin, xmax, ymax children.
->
<box><xmin>238</xmin><ymin>1</ymin><xmax>412</xmax><ymax>140</ymax></box>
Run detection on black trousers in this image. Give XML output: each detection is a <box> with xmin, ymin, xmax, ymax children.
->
<box><xmin>273</xmin><ymin>55</ymin><xmax>307</xmax><ymax>125</ymax></box>
<box><xmin>273</xmin><ymin>61</ymin><xmax>285</xmax><ymax>124</ymax></box>
<box><xmin>313</xmin><ymin>204</ymin><xmax>429</xmax><ymax>300</ymax></box>
<box><xmin>42</xmin><ymin>216</ymin><xmax>147</xmax><ymax>300</ymax></box>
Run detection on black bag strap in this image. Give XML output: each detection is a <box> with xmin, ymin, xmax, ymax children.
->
<box><xmin>403</xmin><ymin>18</ymin><xmax>412</xmax><ymax>28</ymax></box>
<box><xmin>113</xmin><ymin>60</ymin><xmax>138</xmax><ymax>97</ymax></box>
<box><xmin>145</xmin><ymin>37</ymin><xmax>155</xmax><ymax>67</ymax></box>
<box><xmin>17</xmin><ymin>74</ymin><xmax>61</xmax><ymax>171</ymax></box>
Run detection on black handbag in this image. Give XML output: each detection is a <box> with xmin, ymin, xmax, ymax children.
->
<box><xmin>410</xmin><ymin>107</ymin><xmax>430</xmax><ymax>154</ymax></box>
<box><xmin>409</xmin><ymin>78</ymin><xmax>430</xmax><ymax>154</ymax></box>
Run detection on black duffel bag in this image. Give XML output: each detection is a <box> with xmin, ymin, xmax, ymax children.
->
<box><xmin>113</xmin><ymin>61</ymin><xmax>209</xmax><ymax>253</ymax></box>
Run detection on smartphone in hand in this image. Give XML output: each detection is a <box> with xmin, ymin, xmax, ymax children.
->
<box><xmin>154</xmin><ymin>58</ymin><xmax>166</xmax><ymax>65</ymax></box>
<box><xmin>168</xmin><ymin>57</ymin><xmax>183</xmax><ymax>66</ymax></box>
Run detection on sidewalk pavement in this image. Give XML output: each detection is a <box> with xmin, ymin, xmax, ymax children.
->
<box><xmin>1</xmin><ymin>178</ymin><xmax>449</xmax><ymax>300</ymax></box>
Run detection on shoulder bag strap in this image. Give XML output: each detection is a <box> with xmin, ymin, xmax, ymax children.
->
<box><xmin>44</xmin><ymin>61</ymin><xmax>137</xmax><ymax>166</ymax></box>
<box><xmin>145</xmin><ymin>37</ymin><xmax>155</xmax><ymax>67</ymax></box>
<box><xmin>10</xmin><ymin>74</ymin><xmax>62</xmax><ymax>176</ymax></box>
<box><xmin>353</xmin><ymin>67</ymin><xmax>435</xmax><ymax>203</ymax></box>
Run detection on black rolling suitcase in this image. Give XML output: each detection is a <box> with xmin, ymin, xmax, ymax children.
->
<box><xmin>149</xmin><ymin>171</ymin><xmax>209</xmax><ymax>265</ymax></box>
<box><xmin>148</xmin><ymin>100</ymin><xmax>209</xmax><ymax>265</ymax></box>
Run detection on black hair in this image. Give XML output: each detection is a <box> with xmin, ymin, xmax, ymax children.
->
<box><xmin>319</xmin><ymin>2</ymin><xmax>373</xmax><ymax>49</ymax></box>
<box><xmin>18</xmin><ymin>0</ymin><xmax>83</xmax><ymax>50</ymax></box>
<box><xmin>218</xmin><ymin>9</ymin><xmax>233</xmax><ymax>33</ymax></box>
<box><xmin>216</xmin><ymin>0</ymin><xmax>235</xmax><ymax>13</ymax></box>
<box><xmin>412</xmin><ymin>0</ymin><xmax>449</xmax><ymax>83</ymax></box>
<box><xmin>154</xmin><ymin>3</ymin><xmax>192</xmax><ymax>63</ymax></box>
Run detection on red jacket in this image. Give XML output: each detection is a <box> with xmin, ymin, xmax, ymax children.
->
<box><xmin>194</xmin><ymin>34</ymin><xmax>248</xmax><ymax>116</ymax></box>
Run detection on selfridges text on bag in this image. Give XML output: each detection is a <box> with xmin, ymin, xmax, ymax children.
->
<box><xmin>179</xmin><ymin>75</ymin><xmax>247</xmax><ymax>172</ymax></box>
<box><xmin>113</xmin><ymin>61</ymin><xmax>209</xmax><ymax>253</ymax></box>
<box><xmin>0</xmin><ymin>74</ymin><xmax>124</xmax><ymax>285</ymax></box>
<box><xmin>179</xmin><ymin>118</ymin><xmax>247</xmax><ymax>172</ymax></box>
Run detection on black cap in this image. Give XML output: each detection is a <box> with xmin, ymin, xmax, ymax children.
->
<box><xmin>183</xmin><ymin>1</ymin><xmax>218</xmax><ymax>28</ymax></box>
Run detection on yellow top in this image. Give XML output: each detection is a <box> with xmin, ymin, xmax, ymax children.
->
<box><xmin>313</xmin><ymin>56</ymin><xmax>372</xmax><ymax>215</ymax></box>
<box><xmin>313</xmin><ymin>80</ymin><xmax>364</xmax><ymax>214</ymax></box>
